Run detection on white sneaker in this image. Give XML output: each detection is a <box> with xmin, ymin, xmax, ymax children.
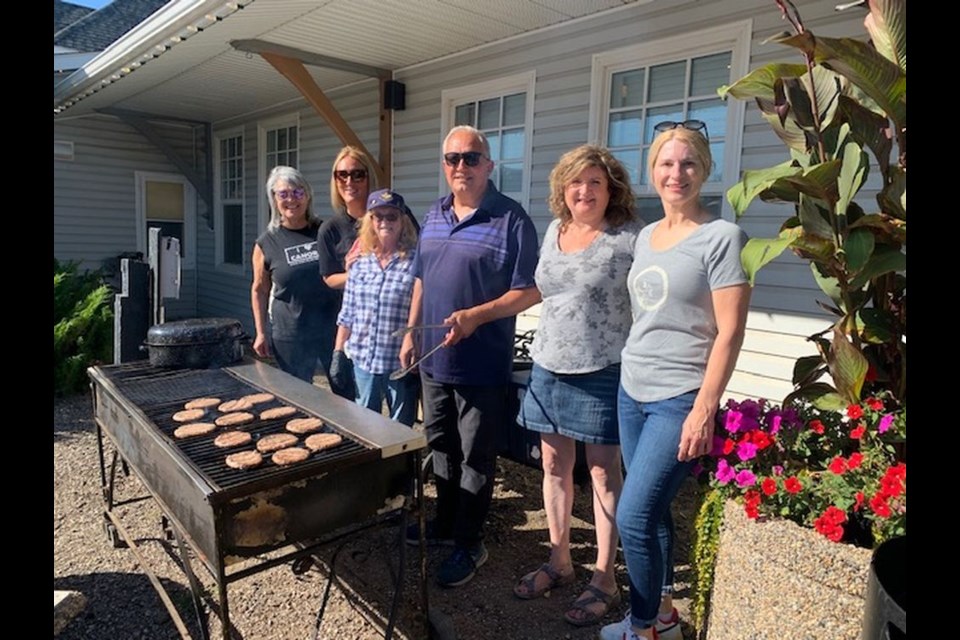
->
<box><xmin>655</xmin><ymin>608</ymin><xmax>682</xmax><ymax>640</ymax></box>
<box><xmin>600</xmin><ymin>609</ymin><xmax>680</xmax><ymax>640</ymax></box>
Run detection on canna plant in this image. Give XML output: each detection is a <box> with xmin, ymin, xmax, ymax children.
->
<box><xmin>719</xmin><ymin>0</ymin><xmax>906</xmax><ymax>411</ymax></box>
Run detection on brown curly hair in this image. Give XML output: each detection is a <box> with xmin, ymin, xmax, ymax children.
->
<box><xmin>547</xmin><ymin>145</ymin><xmax>636</xmax><ymax>230</ymax></box>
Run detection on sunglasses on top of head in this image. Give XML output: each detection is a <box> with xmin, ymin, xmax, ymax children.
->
<box><xmin>274</xmin><ymin>188</ymin><xmax>306</xmax><ymax>200</ymax></box>
<box><xmin>443</xmin><ymin>151</ymin><xmax>486</xmax><ymax>168</ymax></box>
<box><xmin>654</xmin><ymin>119</ymin><xmax>710</xmax><ymax>141</ymax></box>
<box><xmin>333</xmin><ymin>169</ymin><xmax>368</xmax><ymax>183</ymax></box>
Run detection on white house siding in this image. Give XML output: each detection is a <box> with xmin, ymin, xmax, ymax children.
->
<box><xmin>53</xmin><ymin>114</ymin><xmax>199</xmax><ymax>320</ymax></box>
<box><xmin>391</xmin><ymin>0</ymin><xmax>867</xmax><ymax>403</ymax></box>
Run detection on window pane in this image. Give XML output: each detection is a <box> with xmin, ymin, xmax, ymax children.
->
<box><xmin>608</xmin><ymin>110</ymin><xmax>641</xmax><ymax>147</ymax></box>
<box><xmin>501</xmin><ymin>162</ymin><xmax>523</xmax><ymax>193</ymax></box>
<box><xmin>708</xmin><ymin>141</ymin><xmax>724</xmax><ymax>182</ymax></box>
<box><xmin>277</xmin><ymin>128</ymin><xmax>288</xmax><ymax>150</ymax></box>
<box><xmin>478</xmin><ymin>98</ymin><xmax>500</xmax><ymax>130</ymax></box>
<box><xmin>146</xmin><ymin>221</ymin><xmax>184</xmax><ymax>254</ymax></box>
<box><xmin>648</xmin><ymin>61</ymin><xmax>686</xmax><ymax>103</ymax></box>
<box><xmin>501</xmin><ymin>128</ymin><xmax>524</xmax><ymax>160</ymax></box>
<box><xmin>640</xmin><ymin>147</ymin><xmax>650</xmax><ymax>185</ymax></box>
<box><xmin>645</xmin><ymin>105</ymin><xmax>684</xmax><ymax>144</ymax></box>
<box><xmin>223</xmin><ymin>203</ymin><xmax>243</xmax><ymax>265</ymax></box>
<box><xmin>455</xmin><ymin>103</ymin><xmax>475</xmax><ymax>126</ymax></box>
<box><xmin>637</xmin><ymin>197</ymin><xmax>664</xmax><ymax>224</ymax></box>
<box><xmin>691</xmin><ymin>52</ymin><xmax>731</xmax><ymax>96</ymax></box>
<box><xmin>610</xmin><ymin>69</ymin><xmax>645</xmax><ymax>108</ymax></box>
<box><xmin>503</xmin><ymin>93</ymin><xmax>525</xmax><ymax>126</ymax></box>
<box><xmin>486</xmin><ymin>131</ymin><xmax>500</xmax><ymax>161</ymax></box>
<box><xmin>267</xmin><ymin>130</ymin><xmax>276</xmax><ymax>153</ymax></box>
<box><xmin>689</xmin><ymin>98</ymin><xmax>727</xmax><ymax>139</ymax></box>
<box><xmin>612</xmin><ymin>148</ymin><xmax>641</xmax><ymax>186</ymax></box>
<box><xmin>288</xmin><ymin>150</ymin><xmax>297</xmax><ymax>168</ymax></box>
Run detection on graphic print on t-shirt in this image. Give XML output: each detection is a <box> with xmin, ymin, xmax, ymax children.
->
<box><xmin>630</xmin><ymin>265</ymin><xmax>668</xmax><ymax>312</ymax></box>
<box><xmin>285</xmin><ymin>241</ymin><xmax>319</xmax><ymax>266</ymax></box>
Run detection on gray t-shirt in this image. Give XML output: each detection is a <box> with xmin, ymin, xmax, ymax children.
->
<box><xmin>530</xmin><ymin>218</ymin><xmax>642</xmax><ymax>374</ymax></box>
<box><xmin>621</xmin><ymin>217</ymin><xmax>748</xmax><ymax>402</ymax></box>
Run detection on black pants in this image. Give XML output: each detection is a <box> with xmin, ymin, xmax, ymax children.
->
<box><xmin>420</xmin><ymin>375</ymin><xmax>507</xmax><ymax>548</ymax></box>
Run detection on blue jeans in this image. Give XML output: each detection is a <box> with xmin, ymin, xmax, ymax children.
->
<box><xmin>617</xmin><ymin>385</ymin><xmax>698</xmax><ymax>630</ymax></box>
<box><xmin>354</xmin><ymin>366</ymin><xmax>419</xmax><ymax>426</ymax></box>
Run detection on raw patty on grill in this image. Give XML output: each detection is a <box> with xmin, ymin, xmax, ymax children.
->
<box><xmin>174</xmin><ymin>422</ymin><xmax>217</xmax><ymax>439</ymax></box>
<box><xmin>305</xmin><ymin>433</ymin><xmax>343</xmax><ymax>452</ymax></box>
<box><xmin>225</xmin><ymin>450</ymin><xmax>263</xmax><ymax>470</ymax></box>
<box><xmin>256</xmin><ymin>433</ymin><xmax>299</xmax><ymax>453</ymax></box>
<box><xmin>214</xmin><ymin>430</ymin><xmax>253</xmax><ymax>448</ymax></box>
<box><xmin>184</xmin><ymin>397</ymin><xmax>221</xmax><ymax>410</ymax></box>
<box><xmin>260</xmin><ymin>406</ymin><xmax>298</xmax><ymax>421</ymax></box>
<box><xmin>271</xmin><ymin>447</ymin><xmax>311</xmax><ymax>466</ymax></box>
<box><xmin>241</xmin><ymin>392</ymin><xmax>275</xmax><ymax>405</ymax></box>
<box><xmin>218</xmin><ymin>398</ymin><xmax>253</xmax><ymax>413</ymax></box>
<box><xmin>172</xmin><ymin>408</ymin><xmax>207</xmax><ymax>423</ymax></box>
<box><xmin>286</xmin><ymin>417</ymin><xmax>324</xmax><ymax>434</ymax></box>
<box><xmin>215</xmin><ymin>412</ymin><xmax>255</xmax><ymax>427</ymax></box>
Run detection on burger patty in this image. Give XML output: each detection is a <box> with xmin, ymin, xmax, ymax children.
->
<box><xmin>215</xmin><ymin>411</ymin><xmax>255</xmax><ymax>427</ymax></box>
<box><xmin>214</xmin><ymin>430</ymin><xmax>253</xmax><ymax>448</ymax></box>
<box><xmin>256</xmin><ymin>433</ymin><xmax>299</xmax><ymax>453</ymax></box>
<box><xmin>260</xmin><ymin>406</ymin><xmax>298</xmax><ymax>421</ymax></box>
<box><xmin>271</xmin><ymin>447</ymin><xmax>311</xmax><ymax>466</ymax></box>
<box><xmin>286</xmin><ymin>417</ymin><xmax>324</xmax><ymax>434</ymax></box>
<box><xmin>218</xmin><ymin>398</ymin><xmax>253</xmax><ymax>413</ymax></box>
<box><xmin>172</xmin><ymin>408</ymin><xmax>206</xmax><ymax>423</ymax></box>
<box><xmin>174</xmin><ymin>422</ymin><xmax>217</xmax><ymax>439</ymax></box>
<box><xmin>241</xmin><ymin>392</ymin><xmax>275</xmax><ymax>405</ymax></box>
<box><xmin>184</xmin><ymin>397</ymin><xmax>221</xmax><ymax>410</ymax></box>
<box><xmin>305</xmin><ymin>433</ymin><xmax>343</xmax><ymax>452</ymax></box>
<box><xmin>225</xmin><ymin>450</ymin><xmax>263</xmax><ymax>470</ymax></box>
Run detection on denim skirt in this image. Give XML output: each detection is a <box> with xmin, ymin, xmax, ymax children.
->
<box><xmin>518</xmin><ymin>362</ymin><xmax>621</xmax><ymax>445</ymax></box>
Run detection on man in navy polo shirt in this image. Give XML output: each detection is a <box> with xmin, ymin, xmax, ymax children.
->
<box><xmin>401</xmin><ymin>125</ymin><xmax>540</xmax><ymax>587</ymax></box>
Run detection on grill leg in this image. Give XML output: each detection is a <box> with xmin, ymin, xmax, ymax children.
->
<box><xmin>171</xmin><ymin>526</ymin><xmax>212</xmax><ymax>640</ymax></box>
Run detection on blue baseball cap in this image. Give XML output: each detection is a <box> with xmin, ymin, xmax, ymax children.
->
<box><xmin>367</xmin><ymin>188</ymin><xmax>406</xmax><ymax>212</ymax></box>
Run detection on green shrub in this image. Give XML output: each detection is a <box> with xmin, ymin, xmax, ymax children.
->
<box><xmin>54</xmin><ymin>259</ymin><xmax>114</xmax><ymax>395</ymax></box>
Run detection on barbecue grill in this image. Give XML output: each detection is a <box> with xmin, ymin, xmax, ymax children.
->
<box><xmin>88</xmin><ymin>358</ymin><xmax>428</xmax><ymax>639</ymax></box>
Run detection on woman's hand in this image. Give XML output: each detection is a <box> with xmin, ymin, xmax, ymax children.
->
<box><xmin>399</xmin><ymin>333</ymin><xmax>418</xmax><ymax>370</ymax></box>
<box><xmin>678</xmin><ymin>403</ymin><xmax>715</xmax><ymax>461</ymax></box>
<box><xmin>253</xmin><ymin>332</ymin><xmax>270</xmax><ymax>358</ymax></box>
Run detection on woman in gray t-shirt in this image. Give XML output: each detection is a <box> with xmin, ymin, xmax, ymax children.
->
<box><xmin>514</xmin><ymin>145</ymin><xmax>640</xmax><ymax>628</ymax></box>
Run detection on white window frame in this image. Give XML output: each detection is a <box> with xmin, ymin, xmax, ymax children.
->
<box><xmin>440</xmin><ymin>71</ymin><xmax>536</xmax><ymax>210</ymax></box>
<box><xmin>588</xmin><ymin>20</ymin><xmax>752</xmax><ymax>220</ymax></box>
<box><xmin>134</xmin><ymin>171</ymin><xmax>197</xmax><ymax>269</ymax></box>
<box><xmin>214</xmin><ymin>128</ymin><xmax>245</xmax><ymax>273</ymax></box>
<box><xmin>257</xmin><ymin>113</ymin><xmax>300</xmax><ymax>230</ymax></box>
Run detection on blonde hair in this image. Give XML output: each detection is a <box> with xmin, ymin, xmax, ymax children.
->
<box><xmin>265</xmin><ymin>165</ymin><xmax>319</xmax><ymax>230</ymax></box>
<box><xmin>357</xmin><ymin>207</ymin><xmax>418</xmax><ymax>258</ymax></box>
<box><xmin>329</xmin><ymin>146</ymin><xmax>380</xmax><ymax>213</ymax></box>
<box><xmin>647</xmin><ymin>127</ymin><xmax>713</xmax><ymax>181</ymax></box>
<box><xmin>547</xmin><ymin>144</ymin><xmax>636</xmax><ymax>230</ymax></box>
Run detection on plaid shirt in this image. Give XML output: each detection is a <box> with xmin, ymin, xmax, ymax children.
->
<box><xmin>337</xmin><ymin>251</ymin><xmax>417</xmax><ymax>374</ymax></box>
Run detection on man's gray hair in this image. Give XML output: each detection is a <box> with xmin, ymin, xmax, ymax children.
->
<box><xmin>443</xmin><ymin>125</ymin><xmax>492</xmax><ymax>158</ymax></box>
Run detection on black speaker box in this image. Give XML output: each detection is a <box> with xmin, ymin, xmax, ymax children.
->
<box><xmin>384</xmin><ymin>80</ymin><xmax>406</xmax><ymax>111</ymax></box>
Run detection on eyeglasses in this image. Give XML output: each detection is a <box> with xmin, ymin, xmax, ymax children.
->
<box><xmin>274</xmin><ymin>188</ymin><xmax>306</xmax><ymax>200</ymax></box>
<box><xmin>654</xmin><ymin>119</ymin><xmax>710</xmax><ymax>141</ymax></box>
<box><xmin>334</xmin><ymin>169</ymin><xmax>368</xmax><ymax>183</ymax></box>
<box><xmin>443</xmin><ymin>151</ymin><xmax>485</xmax><ymax>168</ymax></box>
<box><xmin>372</xmin><ymin>212</ymin><xmax>400</xmax><ymax>222</ymax></box>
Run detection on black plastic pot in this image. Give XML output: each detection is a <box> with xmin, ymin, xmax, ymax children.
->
<box><xmin>862</xmin><ymin>536</ymin><xmax>906</xmax><ymax>639</ymax></box>
<box><xmin>144</xmin><ymin>318</ymin><xmax>246</xmax><ymax>369</ymax></box>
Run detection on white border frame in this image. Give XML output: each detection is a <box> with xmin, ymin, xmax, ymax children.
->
<box><xmin>134</xmin><ymin>170</ymin><xmax>197</xmax><ymax>269</ymax></box>
<box><xmin>213</xmin><ymin>126</ymin><xmax>245</xmax><ymax>273</ymax></box>
<box><xmin>256</xmin><ymin>112</ymin><xmax>301</xmax><ymax>231</ymax></box>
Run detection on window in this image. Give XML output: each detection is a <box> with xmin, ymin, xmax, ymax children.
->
<box><xmin>441</xmin><ymin>71</ymin><xmax>535</xmax><ymax>208</ymax></box>
<box><xmin>257</xmin><ymin>114</ymin><xmax>300</xmax><ymax>229</ymax></box>
<box><xmin>589</xmin><ymin>21</ymin><xmax>751</xmax><ymax>223</ymax></box>
<box><xmin>135</xmin><ymin>172</ymin><xmax>196</xmax><ymax>269</ymax></box>
<box><xmin>215</xmin><ymin>131</ymin><xmax>244</xmax><ymax>268</ymax></box>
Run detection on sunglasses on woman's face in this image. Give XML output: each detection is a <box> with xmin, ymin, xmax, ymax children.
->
<box><xmin>274</xmin><ymin>188</ymin><xmax>306</xmax><ymax>200</ymax></box>
<box><xmin>443</xmin><ymin>151</ymin><xmax>485</xmax><ymax>167</ymax></box>
<box><xmin>334</xmin><ymin>169</ymin><xmax>368</xmax><ymax>183</ymax></box>
<box><xmin>654</xmin><ymin>119</ymin><xmax>710</xmax><ymax>141</ymax></box>
<box><xmin>372</xmin><ymin>211</ymin><xmax>400</xmax><ymax>222</ymax></box>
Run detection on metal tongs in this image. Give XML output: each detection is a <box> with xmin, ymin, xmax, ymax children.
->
<box><xmin>389</xmin><ymin>324</ymin><xmax>448</xmax><ymax>380</ymax></box>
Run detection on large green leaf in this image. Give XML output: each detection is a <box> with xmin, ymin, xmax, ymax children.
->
<box><xmin>850</xmin><ymin>213</ymin><xmax>906</xmax><ymax>245</ymax></box>
<box><xmin>727</xmin><ymin>161</ymin><xmax>801</xmax><ymax>217</ymax></box>
<box><xmin>865</xmin><ymin>0</ymin><xmax>906</xmax><ymax>72</ymax></box>
<box><xmin>837</xmin><ymin>96</ymin><xmax>892</xmax><ymax>176</ymax></box>
<box><xmin>850</xmin><ymin>247</ymin><xmax>907</xmax><ymax>289</ymax></box>
<box><xmin>843</xmin><ymin>228</ymin><xmax>875</xmax><ymax>273</ymax></box>
<box><xmin>798</xmin><ymin>194</ymin><xmax>834</xmax><ymax>240</ymax></box>
<box><xmin>777</xmin><ymin>160</ymin><xmax>842</xmax><ymax>203</ymax></box>
<box><xmin>877</xmin><ymin>165</ymin><xmax>907</xmax><ymax>221</ymax></box>
<box><xmin>792</xmin><ymin>355</ymin><xmax>826</xmax><ymax>386</ymax></box>
<box><xmin>810</xmin><ymin>262</ymin><xmax>844</xmax><ymax>310</ymax></box>
<box><xmin>740</xmin><ymin>234</ymin><xmax>796</xmax><ymax>284</ymax></box>
<box><xmin>858</xmin><ymin>308</ymin><xmax>896</xmax><ymax>344</ymax></box>
<box><xmin>718</xmin><ymin>63</ymin><xmax>809</xmax><ymax>101</ymax></box>
<box><xmin>784</xmin><ymin>382</ymin><xmax>848</xmax><ymax>412</ymax></box>
<box><xmin>837</xmin><ymin>141</ymin><xmax>869</xmax><ymax>217</ymax></box>
<box><xmin>829</xmin><ymin>325</ymin><xmax>869</xmax><ymax>403</ymax></box>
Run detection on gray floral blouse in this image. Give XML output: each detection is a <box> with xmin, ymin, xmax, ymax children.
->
<box><xmin>530</xmin><ymin>218</ymin><xmax>642</xmax><ymax>374</ymax></box>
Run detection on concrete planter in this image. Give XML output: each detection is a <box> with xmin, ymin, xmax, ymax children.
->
<box><xmin>706</xmin><ymin>499</ymin><xmax>872</xmax><ymax>640</ymax></box>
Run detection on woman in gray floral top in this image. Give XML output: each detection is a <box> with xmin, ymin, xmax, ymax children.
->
<box><xmin>514</xmin><ymin>145</ymin><xmax>641</xmax><ymax>627</ymax></box>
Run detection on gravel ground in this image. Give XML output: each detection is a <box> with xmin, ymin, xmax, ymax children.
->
<box><xmin>54</xmin><ymin>386</ymin><xmax>702</xmax><ymax>640</ymax></box>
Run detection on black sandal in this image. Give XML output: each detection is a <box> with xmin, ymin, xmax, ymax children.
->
<box><xmin>513</xmin><ymin>563</ymin><xmax>575</xmax><ymax>600</ymax></box>
<box><xmin>563</xmin><ymin>584</ymin><xmax>622</xmax><ymax>627</ymax></box>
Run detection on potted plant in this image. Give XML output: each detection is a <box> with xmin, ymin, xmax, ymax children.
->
<box><xmin>690</xmin><ymin>0</ymin><xmax>906</xmax><ymax>637</ymax></box>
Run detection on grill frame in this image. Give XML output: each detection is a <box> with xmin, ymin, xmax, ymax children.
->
<box><xmin>88</xmin><ymin>358</ymin><xmax>428</xmax><ymax>639</ymax></box>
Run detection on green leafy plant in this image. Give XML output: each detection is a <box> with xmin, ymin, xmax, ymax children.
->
<box><xmin>691</xmin><ymin>488</ymin><xmax>725</xmax><ymax>630</ymax></box>
<box><xmin>720</xmin><ymin>0</ymin><xmax>906</xmax><ymax>410</ymax></box>
<box><xmin>54</xmin><ymin>259</ymin><xmax>114</xmax><ymax>395</ymax></box>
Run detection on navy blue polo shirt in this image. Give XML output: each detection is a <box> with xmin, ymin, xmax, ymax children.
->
<box><xmin>413</xmin><ymin>181</ymin><xmax>539</xmax><ymax>385</ymax></box>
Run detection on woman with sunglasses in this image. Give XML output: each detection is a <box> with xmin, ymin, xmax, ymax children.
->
<box><xmin>251</xmin><ymin>165</ymin><xmax>339</xmax><ymax>382</ymax></box>
<box><xmin>600</xmin><ymin>122</ymin><xmax>751</xmax><ymax>640</ymax></box>
<box><xmin>513</xmin><ymin>145</ymin><xmax>640</xmax><ymax>627</ymax></box>
<box><xmin>333</xmin><ymin>189</ymin><xmax>419</xmax><ymax>425</ymax></box>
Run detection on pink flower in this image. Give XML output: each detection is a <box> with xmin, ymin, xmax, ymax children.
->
<box><xmin>769</xmin><ymin>414</ymin><xmax>782</xmax><ymax>434</ymax></box>
<box><xmin>735</xmin><ymin>469</ymin><xmax>757</xmax><ymax>488</ymax></box>
<box><xmin>724</xmin><ymin>410</ymin><xmax>745</xmax><ymax>434</ymax></box>
<box><xmin>878</xmin><ymin>414</ymin><xmax>894</xmax><ymax>434</ymax></box>
<box><xmin>736</xmin><ymin>441</ymin><xmax>759</xmax><ymax>462</ymax></box>
<box><xmin>715</xmin><ymin>459</ymin><xmax>735</xmax><ymax>485</ymax></box>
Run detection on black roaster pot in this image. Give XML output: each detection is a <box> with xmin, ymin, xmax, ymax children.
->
<box><xmin>144</xmin><ymin>318</ymin><xmax>246</xmax><ymax>369</ymax></box>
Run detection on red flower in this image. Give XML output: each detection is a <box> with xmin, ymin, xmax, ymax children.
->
<box><xmin>744</xmin><ymin>489</ymin><xmax>762</xmax><ymax>506</ymax></box>
<box><xmin>866</xmin><ymin>397</ymin><xmax>884</xmax><ymax>411</ymax></box>
<box><xmin>880</xmin><ymin>474</ymin><xmax>904</xmax><ymax>498</ymax></box>
<box><xmin>722</xmin><ymin>438</ymin><xmax>735</xmax><ymax>455</ymax></box>
<box><xmin>745</xmin><ymin>503</ymin><xmax>760</xmax><ymax>519</ymax></box>
<box><xmin>869</xmin><ymin>493</ymin><xmax>892</xmax><ymax>518</ymax></box>
<box><xmin>854</xmin><ymin>491</ymin><xmax>865</xmax><ymax>511</ymax></box>
<box><xmin>828</xmin><ymin>456</ymin><xmax>848</xmax><ymax>475</ymax></box>
<box><xmin>809</xmin><ymin>419</ymin><xmax>825</xmax><ymax>435</ymax></box>
<box><xmin>849</xmin><ymin>423</ymin><xmax>866</xmax><ymax>439</ymax></box>
<box><xmin>814</xmin><ymin>507</ymin><xmax>847</xmax><ymax>542</ymax></box>
<box><xmin>751</xmin><ymin>430</ymin><xmax>773</xmax><ymax>450</ymax></box>
<box><xmin>888</xmin><ymin>462</ymin><xmax>907</xmax><ymax>481</ymax></box>
<box><xmin>847</xmin><ymin>404</ymin><xmax>864</xmax><ymax>420</ymax></box>
<box><xmin>761</xmin><ymin>477</ymin><xmax>777</xmax><ymax>496</ymax></box>
<box><xmin>823</xmin><ymin>505</ymin><xmax>847</xmax><ymax>525</ymax></box>
<box><xmin>847</xmin><ymin>452</ymin><xmax>864</xmax><ymax>469</ymax></box>
<box><xmin>784</xmin><ymin>476</ymin><xmax>803</xmax><ymax>494</ymax></box>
